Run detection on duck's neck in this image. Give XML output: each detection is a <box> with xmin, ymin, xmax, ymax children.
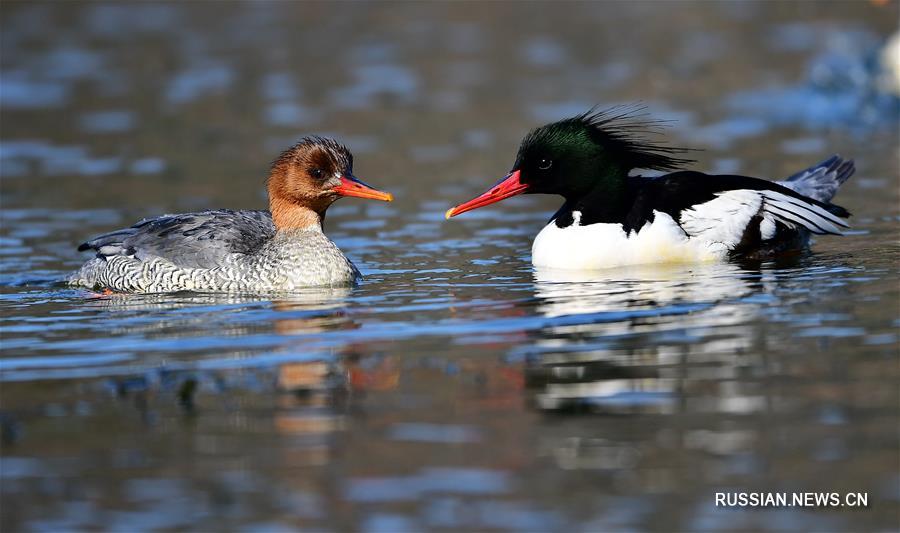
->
<box><xmin>564</xmin><ymin>167</ymin><xmax>632</xmax><ymax>225</ymax></box>
<box><xmin>270</xmin><ymin>195</ymin><xmax>324</xmax><ymax>232</ymax></box>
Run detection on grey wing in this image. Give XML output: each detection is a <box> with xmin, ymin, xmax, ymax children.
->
<box><xmin>779</xmin><ymin>155</ymin><xmax>855</xmax><ymax>203</ymax></box>
<box><xmin>77</xmin><ymin>209</ymin><xmax>275</xmax><ymax>269</ymax></box>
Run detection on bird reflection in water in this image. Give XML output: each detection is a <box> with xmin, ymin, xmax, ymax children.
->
<box><xmin>525</xmin><ymin>263</ymin><xmax>773</xmax><ymax>415</ymax></box>
<box><xmin>271</xmin><ymin>294</ymin><xmax>401</xmax><ymax>471</ymax></box>
<box><xmin>270</xmin><ymin>288</ymin><xmax>400</xmax><ymax>399</ymax></box>
<box><xmin>274</xmin><ymin>355</ymin><xmax>401</xmax><ymax>470</ymax></box>
<box><xmin>82</xmin><ymin>287</ymin><xmax>355</xmax><ymax>340</ymax></box>
<box><xmin>84</xmin><ymin>286</ymin><xmax>398</xmax><ymax>435</ymax></box>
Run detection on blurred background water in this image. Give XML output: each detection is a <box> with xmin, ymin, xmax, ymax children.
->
<box><xmin>1</xmin><ymin>1</ymin><xmax>899</xmax><ymax>531</ymax></box>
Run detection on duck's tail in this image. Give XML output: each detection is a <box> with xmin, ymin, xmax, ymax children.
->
<box><xmin>780</xmin><ymin>155</ymin><xmax>855</xmax><ymax>206</ymax></box>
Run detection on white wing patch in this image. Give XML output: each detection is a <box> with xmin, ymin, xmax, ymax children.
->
<box><xmin>758</xmin><ymin>189</ymin><xmax>848</xmax><ymax>235</ymax></box>
<box><xmin>679</xmin><ymin>189</ymin><xmax>848</xmax><ymax>246</ymax></box>
<box><xmin>680</xmin><ymin>190</ymin><xmax>764</xmax><ymax>248</ymax></box>
<box><xmin>759</xmin><ymin>216</ymin><xmax>777</xmax><ymax>240</ymax></box>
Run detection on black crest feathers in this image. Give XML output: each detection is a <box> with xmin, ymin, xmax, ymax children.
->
<box><xmin>522</xmin><ymin>105</ymin><xmax>696</xmax><ymax>172</ymax></box>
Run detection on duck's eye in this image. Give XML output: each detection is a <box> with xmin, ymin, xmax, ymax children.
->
<box><xmin>310</xmin><ymin>168</ymin><xmax>324</xmax><ymax>179</ymax></box>
<box><xmin>538</xmin><ymin>158</ymin><xmax>552</xmax><ymax>170</ymax></box>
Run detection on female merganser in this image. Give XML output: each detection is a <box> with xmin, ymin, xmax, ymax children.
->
<box><xmin>69</xmin><ymin>137</ymin><xmax>393</xmax><ymax>293</ymax></box>
<box><xmin>445</xmin><ymin>107</ymin><xmax>855</xmax><ymax>269</ymax></box>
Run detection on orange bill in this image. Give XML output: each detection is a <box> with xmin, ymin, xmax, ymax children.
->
<box><xmin>333</xmin><ymin>175</ymin><xmax>393</xmax><ymax>202</ymax></box>
<box><xmin>445</xmin><ymin>170</ymin><xmax>528</xmax><ymax>219</ymax></box>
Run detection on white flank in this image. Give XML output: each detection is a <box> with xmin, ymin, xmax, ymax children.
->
<box><xmin>531</xmin><ymin>188</ymin><xmax>848</xmax><ymax>270</ymax></box>
<box><xmin>532</xmin><ymin>211</ymin><xmax>728</xmax><ymax>270</ymax></box>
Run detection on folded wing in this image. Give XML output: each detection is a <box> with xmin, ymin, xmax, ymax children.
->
<box><xmin>77</xmin><ymin>209</ymin><xmax>275</xmax><ymax>269</ymax></box>
<box><xmin>627</xmin><ymin>157</ymin><xmax>853</xmax><ymax>252</ymax></box>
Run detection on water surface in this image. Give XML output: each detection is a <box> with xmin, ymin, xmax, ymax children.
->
<box><xmin>1</xmin><ymin>2</ymin><xmax>898</xmax><ymax>531</ymax></box>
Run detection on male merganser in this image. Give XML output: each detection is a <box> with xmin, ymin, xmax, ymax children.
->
<box><xmin>69</xmin><ymin>137</ymin><xmax>393</xmax><ymax>293</ymax></box>
<box><xmin>445</xmin><ymin>107</ymin><xmax>855</xmax><ymax>269</ymax></box>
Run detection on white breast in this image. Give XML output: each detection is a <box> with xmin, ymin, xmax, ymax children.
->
<box><xmin>531</xmin><ymin>211</ymin><xmax>729</xmax><ymax>270</ymax></box>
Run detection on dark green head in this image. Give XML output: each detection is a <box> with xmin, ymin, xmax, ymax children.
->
<box><xmin>445</xmin><ymin>106</ymin><xmax>693</xmax><ymax>219</ymax></box>
<box><xmin>512</xmin><ymin>107</ymin><xmax>693</xmax><ymax>199</ymax></box>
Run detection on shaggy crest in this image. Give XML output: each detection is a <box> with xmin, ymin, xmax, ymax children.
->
<box><xmin>270</xmin><ymin>136</ymin><xmax>353</xmax><ymax>176</ymax></box>
<box><xmin>519</xmin><ymin>105</ymin><xmax>695</xmax><ymax>171</ymax></box>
